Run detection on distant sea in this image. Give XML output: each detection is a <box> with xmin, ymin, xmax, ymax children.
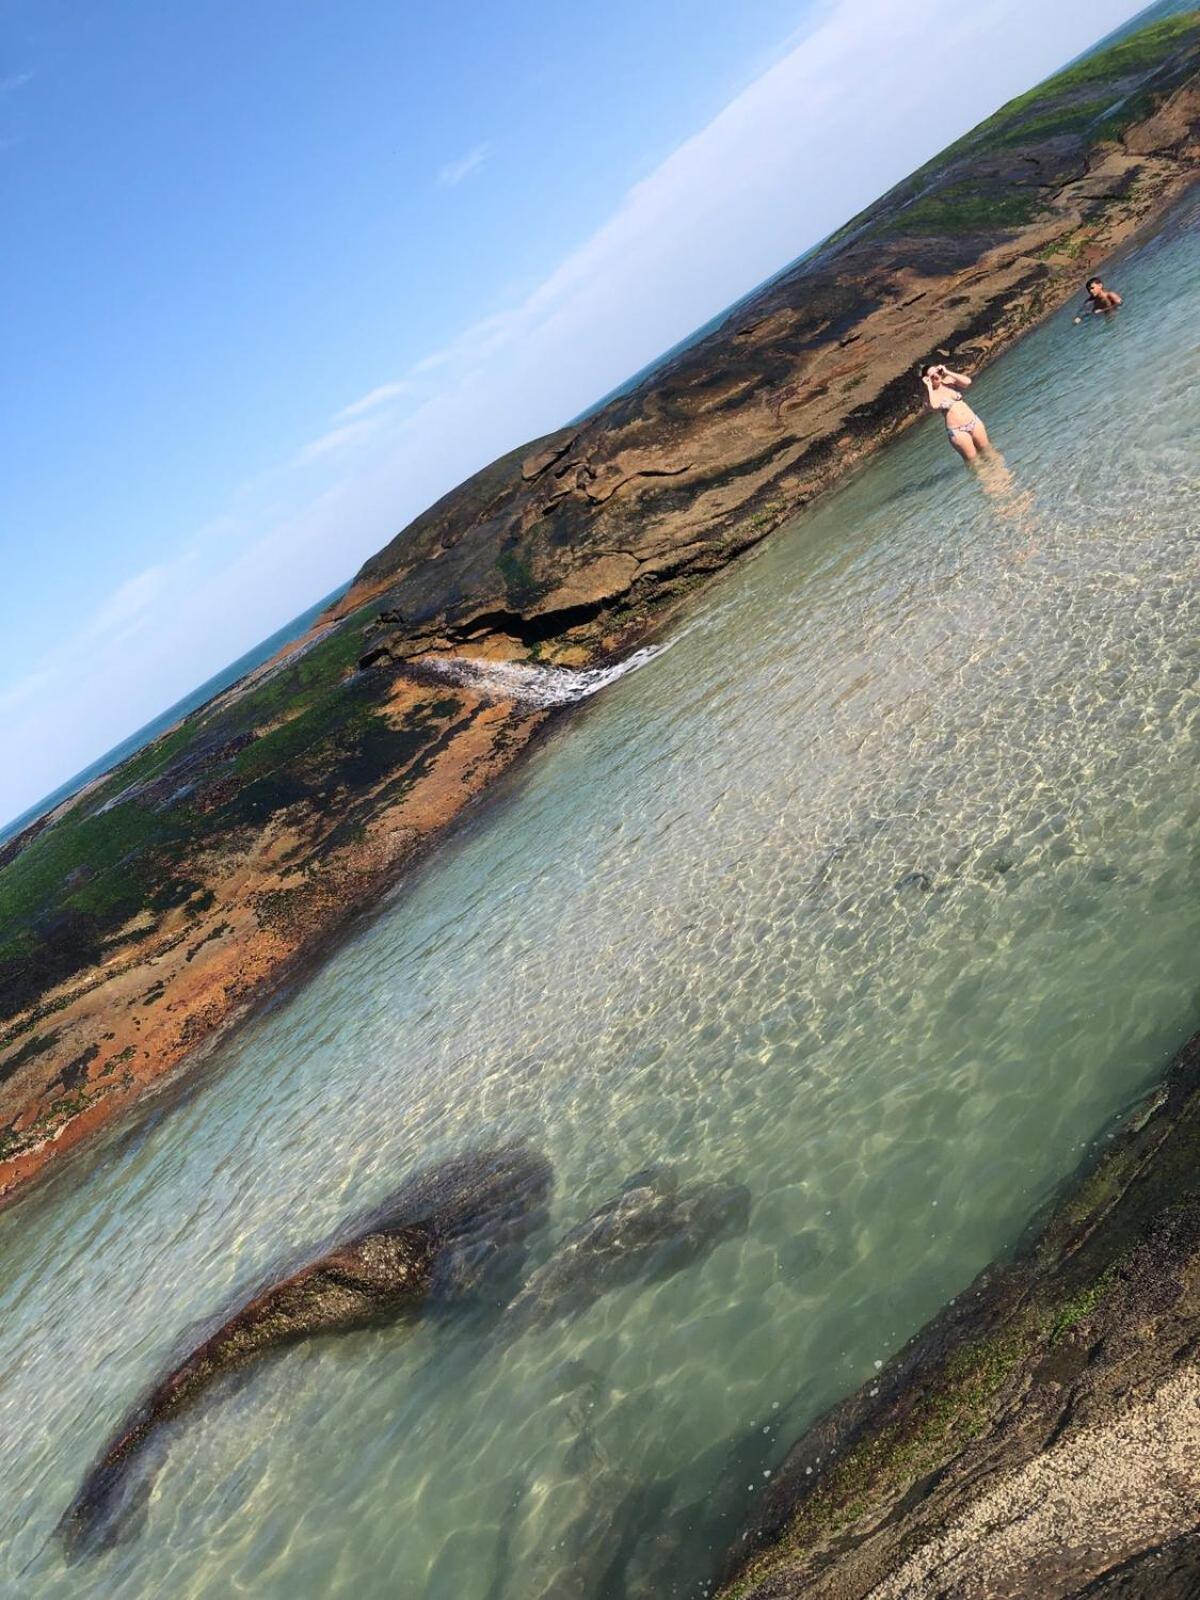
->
<box><xmin>5</xmin><ymin>1</ymin><xmax>1185</xmax><ymax>857</ymax></box>
<box><xmin>567</xmin><ymin>0</ymin><xmax>1190</xmax><ymax>429</ymax></box>
<box><xmin>0</xmin><ymin>582</ymin><xmax>349</xmax><ymax>848</ymax></box>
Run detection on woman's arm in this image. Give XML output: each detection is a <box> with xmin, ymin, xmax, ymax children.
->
<box><xmin>940</xmin><ymin>368</ymin><xmax>971</xmax><ymax>388</ymax></box>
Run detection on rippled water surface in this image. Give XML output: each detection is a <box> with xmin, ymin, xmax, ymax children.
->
<box><xmin>4</xmin><ymin>201</ymin><xmax>1199</xmax><ymax>1599</ymax></box>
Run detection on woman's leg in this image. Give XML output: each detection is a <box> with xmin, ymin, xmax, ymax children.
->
<box><xmin>977</xmin><ymin>446</ymin><xmax>1014</xmax><ymax>498</ymax></box>
<box><xmin>970</xmin><ymin>417</ymin><xmax>992</xmax><ymax>451</ymax></box>
<box><xmin>949</xmin><ymin>430</ymin><xmax>977</xmax><ymax>465</ymax></box>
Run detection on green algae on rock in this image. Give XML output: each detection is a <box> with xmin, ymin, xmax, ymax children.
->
<box><xmin>2</xmin><ymin>10</ymin><xmax>1200</xmax><ymax>1205</ymax></box>
<box><xmin>716</xmin><ymin>1032</ymin><xmax>1200</xmax><ymax>1599</ymax></box>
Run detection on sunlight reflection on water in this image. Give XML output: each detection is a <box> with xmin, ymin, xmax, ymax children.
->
<box><xmin>2</xmin><ymin>199</ymin><xmax>1198</xmax><ymax>1600</ymax></box>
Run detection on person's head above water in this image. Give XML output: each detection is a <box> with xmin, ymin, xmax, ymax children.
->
<box><xmin>1075</xmin><ymin>275</ymin><xmax>1122</xmax><ymax>323</ymax></box>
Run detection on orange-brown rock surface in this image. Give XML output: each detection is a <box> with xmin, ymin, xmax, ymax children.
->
<box><xmin>3</xmin><ymin>15</ymin><xmax>1199</xmax><ymax>1207</ymax></box>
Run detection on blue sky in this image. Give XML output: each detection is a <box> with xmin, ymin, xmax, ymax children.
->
<box><xmin>1</xmin><ymin>0</ymin><xmax>1146</xmax><ymax>827</ymax></box>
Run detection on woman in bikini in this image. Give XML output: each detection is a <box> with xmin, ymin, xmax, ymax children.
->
<box><xmin>921</xmin><ymin>362</ymin><xmax>991</xmax><ymax>465</ymax></box>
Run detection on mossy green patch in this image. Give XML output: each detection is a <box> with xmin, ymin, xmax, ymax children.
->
<box><xmin>217</xmin><ymin>619</ymin><xmax>372</xmax><ymax>733</ymax></box>
<box><xmin>989</xmin><ymin>13</ymin><xmax>1200</xmax><ymax>125</ymax></box>
<box><xmin>82</xmin><ymin>721</ymin><xmax>198</xmax><ymax>812</ymax></box>
<box><xmin>889</xmin><ymin>183</ymin><xmax>1046</xmax><ymax>238</ymax></box>
<box><xmin>1048</xmin><ymin>1264</ymin><xmax>1121</xmax><ymax>1343</ymax></box>
<box><xmin>989</xmin><ymin>95</ymin><xmax>1114</xmax><ymax>148</ymax></box>
<box><xmin>497</xmin><ymin>546</ymin><xmax>537</xmax><ymax>605</ymax></box>
<box><xmin>721</xmin><ymin>1324</ymin><xmax>1033</xmax><ymax>1599</ymax></box>
<box><xmin>0</xmin><ymin>609</ymin><xmax>432</xmax><ymax>1019</ymax></box>
<box><xmin>0</xmin><ymin>801</ymin><xmax>188</xmax><ymax>930</ymax></box>
<box><xmin>923</xmin><ymin>12</ymin><xmax>1200</xmax><ymax>168</ymax></box>
<box><xmin>827</xmin><ymin>12</ymin><xmax>1200</xmax><ymax>252</ymax></box>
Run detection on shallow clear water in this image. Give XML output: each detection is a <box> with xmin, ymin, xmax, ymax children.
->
<box><xmin>3</xmin><ymin>198</ymin><xmax>1199</xmax><ymax>1599</ymax></box>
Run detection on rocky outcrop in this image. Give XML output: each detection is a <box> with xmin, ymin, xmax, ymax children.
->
<box><xmin>338</xmin><ymin>20</ymin><xmax>1200</xmax><ymax>671</ymax></box>
<box><xmin>58</xmin><ymin>1144</ymin><xmax>553</xmax><ymax>1559</ymax></box>
<box><xmin>56</xmin><ymin>1150</ymin><xmax>754</xmax><ymax>1562</ymax></box>
<box><xmin>3</xmin><ymin>16</ymin><xmax>1199</xmax><ymax>1208</ymax></box>
<box><xmin>715</xmin><ymin>1032</ymin><xmax>1200</xmax><ymax>1600</ymax></box>
<box><xmin>500</xmin><ymin>1165</ymin><xmax>751</xmax><ymax>1335</ymax></box>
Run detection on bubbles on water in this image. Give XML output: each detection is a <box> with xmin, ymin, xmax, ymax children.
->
<box><xmin>413</xmin><ymin>646</ymin><xmax>667</xmax><ymax>708</ymax></box>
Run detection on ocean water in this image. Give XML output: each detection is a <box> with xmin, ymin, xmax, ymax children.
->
<box><xmin>2</xmin><ymin>197</ymin><xmax>1197</xmax><ymax>1599</ymax></box>
<box><xmin>0</xmin><ymin>584</ymin><xmax>348</xmax><ymax>849</ymax></box>
<box><xmin>571</xmin><ymin>0</ymin><xmax>1194</xmax><ymax>429</ymax></box>
<box><xmin>1092</xmin><ymin>0</ymin><xmax>1200</xmax><ymax>54</ymax></box>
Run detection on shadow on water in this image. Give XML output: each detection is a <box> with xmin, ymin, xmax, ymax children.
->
<box><xmin>473</xmin><ymin>1371</ymin><xmax>824</xmax><ymax>1600</ymax></box>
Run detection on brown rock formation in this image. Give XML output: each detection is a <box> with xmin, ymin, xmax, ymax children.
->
<box><xmin>2</xmin><ymin>16</ymin><xmax>1199</xmax><ymax>1206</ymax></box>
<box><xmin>58</xmin><ymin>1144</ymin><xmax>552</xmax><ymax>1559</ymax></box>
<box><xmin>715</xmin><ymin>1033</ymin><xmax>1200</xmax><ymax>1600</ymax></box>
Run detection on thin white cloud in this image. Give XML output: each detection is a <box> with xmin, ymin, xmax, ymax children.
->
<box><xmin>82</xmin><ymin>563</ymin><xmax>175</xmax><ymax>646</ymax></box>
<box><xmin>334</xmin><ymin>380</ymin><xmax>410</xmax><ymax>421</ymax></box>
<box><xmin>0</xmin><ymin>71</ymin><xmax>33</xmax><ymax>94</ymax></box>
<box><xmin>410</xmin><ymin>346</ymin><xmax>455</xmax><ymax>375</ymax></box>
<box><xmin>295</xmin><ymin>417</ymin><xmax>380</xmax><ymax>464</ymax></box>
<box><xmin>436</xmin><ymin>141</ymin><xmax>492</xmax><ymax>187</ymax></box>
<box><xmin>3</xmin><ymin>0</ymin><xmax>1147</xmax><ymax>828</ymax></box>
<box><xmin>0</xmin><ymin>667</ymin><xmax>53</xmax><ymax>716</ymax></box>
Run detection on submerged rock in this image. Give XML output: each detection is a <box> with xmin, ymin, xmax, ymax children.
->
<box><xmin>58</xmin><ymin>1144</ymin><xmax>553</xmax><ymax>1559</ymax></box>
<box><xmin>894</xmin><ymin>870</ymin><xmax>933</xmax><ymax>893</ymax></box>
<box><xmin>777</xmin><ymin>1228</ymin><xmax>825</xmax><ymax>1279</ymax></box>
<box><xmin>494</xmin><ymin>1360</ymin><xmax>677</xmax><ymax>1600</ymax></box>
<box><xmin>501</xmin><ymin>1165</ymin><xmax>750</xmax><ymax>1335</ymax></box>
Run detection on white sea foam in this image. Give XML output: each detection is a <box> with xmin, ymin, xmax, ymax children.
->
<box><xmin>413</xmin><ymin>645</ymin><xmax>667</xmax><ymax>707</ymax></box>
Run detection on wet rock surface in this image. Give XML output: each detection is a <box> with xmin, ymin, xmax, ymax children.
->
<box><xmin>2</xmin><ymin>17</ymin><xmax>1199</xmax><ymax>1206</ymax></box>
<box><xmin>501</xmin><ymin>1165</ymin><xmax>751</xmax><ymax>1335</ymax></box>
<box><xmin>57</xmin><ymin>1144</ymin><xmax>552</xmax><ymax>1559</ymax></box>
<box><xmin>715</xmin><ymin>1032</ymin><xmax>1200</xmax><ymax>1600</ymax></box>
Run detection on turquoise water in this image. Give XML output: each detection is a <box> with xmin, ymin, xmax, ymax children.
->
<box><xmin>2</xmin><ymin>198</ymin><xmax>1198</xmax><ymax>1598</ymax></box>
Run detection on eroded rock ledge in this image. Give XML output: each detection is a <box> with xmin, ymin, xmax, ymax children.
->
<box><xmin>2</xmin><ymin>19</ymin><xmax>1198</xmax><ymax>1204</ymax></box>
<box><xmin>334</xmin><ymin>28</ymin><xmax>1200</xmax><ymax>673</ymax></box>
<box><xmin>716</xmin><ymin>1031</ymin><xmax>1200</xmax><ymax>1600</ymax></box>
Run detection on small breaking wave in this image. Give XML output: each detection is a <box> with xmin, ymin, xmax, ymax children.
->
<box><xmin>412</xmin><ymin>647</ymin><xmax>666</xmax><ymax>708</ymax></box>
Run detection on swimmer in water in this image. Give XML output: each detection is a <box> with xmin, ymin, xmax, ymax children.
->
<box><xmin>921</xmin><ymin>361</ymin><xmax>991</xmax><ymax>466</ymax></box>
<box><xmin>1073</xmin><ymin>276</ymin><xmax>1122</xmax><ymax>323</ymax></box>
<box><xmin>920</xmin><ymin>358</ymin><xmax>1034</xmax><ymax>545</ymax></box>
